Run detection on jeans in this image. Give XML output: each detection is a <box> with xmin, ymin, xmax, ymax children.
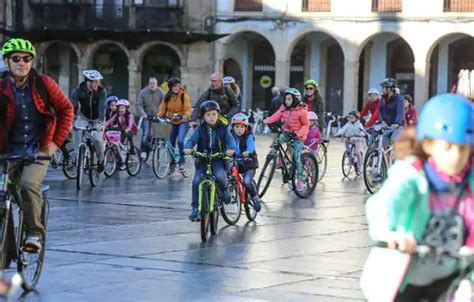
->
<box><xmin>278</xmin><ymin>133</ymin><xmax>304</xmax><ymax>180</ymax></box>
<box><xmin>74</xmin><ymin>115</ymin><xmax>105</xmax><ymax>162</ymax></box>
<box><xmin>242</xmin><ymin>169</ymin><xmax>258</xmax><ymax>199</ymax></box>
<box><xmin>382</xmin><ymin>127</ymin><xmax>403</xmax><ymax>150</ymax></box>
<box><xmin>140</xmin><ymin>118</ymin><xmax>151</xmax><ymax>153</ymax></box>
<box><xmin>169</xmin><ymin>123</ymin><xmax>189</xmax><ymax>164</ymax></box>
<box><xmin>192</xmin><ymin>160</ymin><xmax>228</xmax><ymax>209</ymax></box>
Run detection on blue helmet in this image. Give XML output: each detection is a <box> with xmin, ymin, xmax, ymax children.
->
<box><xmin>107</xmin><ymin>95</ymin><xmax>119</xmax><ymax>104</ymax></box>
<box><xmin>417</xmin><ymin>93</ymin><xmax>473</xmax><ymax>145</ymax></box>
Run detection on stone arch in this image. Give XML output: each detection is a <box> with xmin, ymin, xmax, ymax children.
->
<box><xmin>426</xmin><ymin>31</ymin><xmax>473</xmax><ymax>64</ymax></box>
<box><xmin>136</xmin><ymin>41</ymin><xmax>184</xmax><ymax>69</ymax></box>
<box><xmin>36</xmin><ymin>40</ymin><xmax>82</xmax><ymax>60</ymax></box>
<box><xmin>356</xmin><ymin>29</ymin><xmax>413</xmax><ymax>60</ymax></box>
<box><xmin>84</xmin><ymin>40</ymin><xmax>130</xmax><ymax>67</ymax></box>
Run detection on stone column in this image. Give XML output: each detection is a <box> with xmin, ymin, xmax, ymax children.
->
<box><xmin>128</xmin><ymin>62</ymin><xmax>142</xmax><ymax>116</ymax></box>
<box><xmin>343</xmin><ymin>60</ymin><xmax>359</xmax><ymax>114</ymax></box>
<box><xmin>58</xmin><ymin>48</ymin><xmax>71</xmax><ymax>94</ymax></box>
<box><xmin>414</xmin><ymin>60</ymin><xmax>429</xmax><ymax>109</ymax></box>
<box><xmin>77</xmin><ymin>57</ymin><xmax>88</xmax><ymax>85</ymax></box>
<box><xmin>275</xmin><ymin>60</ymin><xmax>290</xmax><ymax>88</ymax></box>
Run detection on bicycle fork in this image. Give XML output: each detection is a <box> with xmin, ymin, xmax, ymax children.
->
<box><xmin>198</xmin><ymin>179</ymin><xmax>217</xmax><ymax>215</ymax></box>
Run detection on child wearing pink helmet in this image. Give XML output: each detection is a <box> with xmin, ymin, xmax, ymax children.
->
<box><xmin>304</xmin><ymin>111</ymin><xmax>322</xmax><ymax>153</ymax></box>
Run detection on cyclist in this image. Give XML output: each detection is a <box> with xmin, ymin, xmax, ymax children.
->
<box><xmin>360</xmin><ymin>88</ymin><xmax>381</xmax><ymax>129</ymax></box>
<box><xmin>302</xmin><ymin>79</ymin><xmax>325</xmax><ymax>131</ymax></box>
<box><xmin>403</xmin><ymin>94</ymin><xmax>417</xmax><ymax>127</ymax></box>
<box><xmin>158</xmin><ymin>77</ymin><xmax>191</xmax><ymax>172</ymax></box>
<box><xmin>378</xmin><ymin>78</ymin><xmax>404</xmax><ymax>148</ymax></box>
<box><xmin>105</xmin><ymin>99</ymin><xmax>137</xmax><ymax>148</ymax></box>
<box><xmin>264</xmin><ymin>88</ymin><xmax>309</xmax><ymax>192</ymax></box>
<box><xmin>70</xmin><ymin>69</ymin><xmax>107</xmax><ymax>173</ymax></box>
<box><xmin>335</xmin><ymin>110</ymin><xmax>366</xmax><ymax>172</ymax></box>
<box><xmin>0</xmin><ymin>38</ymin><xmax>74</xmax><ymax>251</ymax></box>
<box><xmin>184</xmin><ymin>101</ymin><xmax>236</xmax><ymax>221</ymax></box>
<box><xmin>230</xmin><ymin>113</ymin><xmax>261</xmax><ymax>212</ymax></box>
<box><xmin>365</xmin><ymin>94</ymin><xmax>473</xmax><ymax>301</ymax></box>
<box><xmin>223</xmin><ymin>76</ymin><xmax>242</xmax><ymax>104</ymax></box>
<box><xmin>105</xmin><ymin>95</ymin><xmax>119</xmax><ymax>123</ymax></box>
<box><xmin>191</xmin><ymin>72</ymin><xmax>240</xmax><ymax>125</ymax></box>
<box><xmin>304</xmin><ymin>111</ymin><xmax>322</xmax><ymax>153</ymax></box>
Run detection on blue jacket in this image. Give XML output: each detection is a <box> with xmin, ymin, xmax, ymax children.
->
<box><xmin>233</xmin><ymin>132</ymin><xmax>259</xmax><ymax>171</ymax></box>
<box><xmin>379</xmin><ymin>93</ymin><xmax>404</xmax><ymax>126</ymax></box>
<box><xmin>185</xmin><ymin>121</ymin><xmax>235</xmax><ymax>154</ymax></box>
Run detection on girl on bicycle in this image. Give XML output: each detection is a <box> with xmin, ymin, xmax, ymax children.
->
<box><xmin>365</xmin><ymin>94</ymin><xmax>473</xmax><ymax>301</ymax></box>
<box><xmin>105</xmin><ymin>99</ymin><xmax>137</xmax><ymax>149</ymax></box>
<box><xmin>264</xmin><ymin>88</ymin><xmax>309</xmax><ymax>192</ymax></box>
<box><xmin>230</xmin><ymin>113</ymin><xmax>261</xmax><ymax>212</ymax></box>
<box><xmin>335</xmin><ymin>110</ymin><xmax>365</xmax><ymax>171</ymax></box>
<box><xmin>158</xmin><ymin>77</ymin><xmax>191</xmax><ymax>172</ymax></box>
<box><xmin>105</xmin><ymin>95</ymin><xmax>119</xmax><ymax>123</ymax></box>
<box><xmin>304</xmin><ymin>111</ymin><xmax>321</xmax><ymax>153</ymax></box>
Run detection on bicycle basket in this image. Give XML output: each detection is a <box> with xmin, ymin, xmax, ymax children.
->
<box><xmin>151</xmin><ymin>123</ymin><xmax>172</xmax><ymax>139</ymax></box>
<box><xmin>105</xmin><ymin>130</ymin><xmax>122</xmax><ymax>144</ymax></box>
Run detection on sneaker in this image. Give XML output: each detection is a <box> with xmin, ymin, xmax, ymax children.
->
<box><xmin>97</xmin><ymin>160</ymin><xmax>105</xmax><ymax>173</ymax></box>
<box><xmin>24</xmin><ymin>236</ymin><xmax>42</xmax><ymax>252</ymax></box>
<box><xmin>178</xmin><ymin>164</ymin><xmax>185</xmax><ymax>172</ymax></box>
<box><xmin>222</xmin><ymin>190</ymin><xmax>231</xmax><ymax>205</ymax></box>
<box><xmin>188</xmin><ymin>208</ymin><xmax>200</xmax><ymax>221</ymax></box>
<box><xmin>119</xmin><ymin>164</ymin><xmax>126</xmax><ymax>171</ymax></box>
<box><xmin>296</xmin><ymin>180</ymin><xmax>304</xmax><ymax>192</ymax></box>
<box><xmin>140</xmin><ymin>152</ymin><xmax>148</xmax><ymax>161</ymax></box>
<box><xmin>251</xmin><ymin>196</ymin><xmax>262</xmax><ymax>212</ymax></box>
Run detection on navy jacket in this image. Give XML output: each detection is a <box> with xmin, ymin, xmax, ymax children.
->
<box><xmin>379</xmin><ymin>93</ymin><xmax>404</xmax><ymax>126</ymax></box>
<box><xmin>185</xmin><ymin>121</ymin><xmax>236</xmax><ymax>154</ymax></box>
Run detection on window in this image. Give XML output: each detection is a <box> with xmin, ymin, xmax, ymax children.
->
<box><xmin>234</xmin><ymin>0</ymin><xmax>262</xmax><ymax>12</ymax></box>
<box><xmin>372</xmin><ymin>0</ymin><xmax>402</xmax><ymax>12</ymax></box>
<box><xmin>444</xmin><ymin>0</ymin><xmax>474</xmax><ymax>12</ymax></box>
<box><xmin>302</xmin><ymin>0</ymin><xmax>331</xmax><ymax>12</ymax></box>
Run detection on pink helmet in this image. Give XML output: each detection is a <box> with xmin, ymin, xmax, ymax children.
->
<box><xmin>117</xmin><ymin>99</ymin><xmax>129</xmax><ymax>107</ymax></box>
<box><xmin>308</xmin><ymin>111</ymin><xmax>318</xmax><ymax>120</ymax></box>
<box><xmin>105</xmin><ymin>130</ymin><xmax>121</xmax><ymax>144</ymax></box>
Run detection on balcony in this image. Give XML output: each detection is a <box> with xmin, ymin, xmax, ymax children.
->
<box><xmin>134</xmin><ymin>3</ymin><xmax>183</xmax><ymax>29</ymax></box>
<box><xmin>444</xmin><ymin>0</ymin><xmax>474</xmax><ymax>11</ymax></box>
<box><xmin>372</xmin><ymin>0</ymin><xmax>402</xmax><ymax>12</ymax></box>
<box><xmin>234</xmin><ymin>0</ymin><xmax>263</xmax><ymax>12</ymax></box>
<box><xmin>29</xmin><ymin>0</ymin><xmax>93</xmax><ymax>5</ymax></box>
<box><xmin>302</xmin><ymin>0</ymin><xmax>331</xmax><ymax>12</ymax></box>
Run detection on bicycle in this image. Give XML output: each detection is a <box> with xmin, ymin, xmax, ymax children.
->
<box><xmin>221</xmin><ymin>158</ymin><xmax>259</xmax><ymax>225</ymax></box>
<box><xmin>303</xmin><ymin>139</ymin><xmax>328</xmax><ymax>182</ymax></box>
<box><xmin>50</xmin><ymin>143</ymin><xmax>77</xmax><ymax>180</ymax></box>
<box><xmin>363</xmin><ymin>124</ymin><xmax>395</xmax><ymax>194</ymax></box>
<box><xmin>74</xmin><ymin>122</ymin><xmax>101</xmax><ymax>190</ymax></box>
<box><xmin>192</xmin><ymin>151</ymin><xmax>230</xmax><ymax>242</ymax></box>
<box><xmin>151</xmin><ymin>118</ymin><xmax>192</xmax><ymax>179</ymax></box>
<box><xmin>257</xmin><ymin>125</ymin><xmax>319</xmax><ymax>199</ymax></box>
<box><xmin>341</xmin><ymin>136</ymin><xmax>365</xmax><ymax>178</ymax></box>
<box><xmin>103</xmin><ymin>129</ymin><xmax>142</xmax><ymax>177</ymax></box>
<box><xmin>0</xmin><ymin>154</ymin><xmax>51</xmax><ymax>291</ymax></box>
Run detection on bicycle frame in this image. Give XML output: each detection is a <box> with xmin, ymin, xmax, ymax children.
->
<box><xmin>230</xmin><ymin>162</ymin><xmax>247</xmax><ymax>204</ymax></box>
<box><xmin>373</xmin><ymin>129</ymin><xmax>394</xmax><ymax>174</ymax></box>
<box><xmin>269</xmin><ymin>138</ymin><xmax>296</xmax><ymax>181</ymax></box>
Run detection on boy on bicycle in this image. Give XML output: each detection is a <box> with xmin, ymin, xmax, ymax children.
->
<box><xmin>264</xmin><ymin>88</ymin><xmax>309</xmax><ymax>192</ymax></box>
<box><xmin>230</xmin><ymin>113</ymin><xmax>261</xmax><ymax>212</ymax></box>
<box><xmin>184</xmin><ymin>101</ymin><xmax>235</xmax><ymax>221</ymax></box>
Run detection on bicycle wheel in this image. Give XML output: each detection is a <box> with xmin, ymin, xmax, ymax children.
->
<box><xmin>221</xmin><ymin>177</ymin><xmax>241</xmax><ymax>225</ymax></box>
<box><xmin>88</xmin><ymin>148</ymin><xmax>99</xmax><ymax>187</ymax></box>
<box><xmin>244</xmin><ymin>181</ymin><xmax>258</xmax><ymax>221</ymax></box>
<box><xmin>152</xmin><ymin>144</ymin><xmax>171</xmax><ymax>179</ymax></box>
<box><xmin>104</xmin><ymin>147</ymin><xmax>117</xmax><ymax>177</ymax></box>
<box><xmin>76</xmin><ymin>145</ymin><xmax>86</xmax><ymax>190</ymax></box>
<box><xmin>292</xmin><ymin>152</ymin><xmax>319</xmax><ymax>199</ymax></box>
<box><xmin>257</xmin><ymin>155</ymin><xmax>276</xmax><ymax>198</ymax></box>
<box><xmin>363</xmin><ymin>150</ymin><xmax>387</xmax><ymax>194</ymax></box>
<box><xmin>0</xmin><ymin>206</ymin><xmax>13</xmax><ymax>270</ymax></box>
<box><xmin>341</xmin><ymin>150</ymin><xmax>352</xmax><ymax>178</ymax></box>
<box><xmin>210</xmin><ymin>207</ymin><xmax>219</xmax><ymax>236</ymax></box>
<box><xmin>316</xmin><ymin>143</ymin><xmax>328</xmax><ymax>181</ymax></box>
<box><xmin>62</xmin><ymin>149</ymin><xmax>77</xmax><ymax>179</ymax></box>
<box><xmin>181</xmin><ymin>156</ymin><xmax>193</xmax><ymax>178</ymax></box>
<box><xmin>200</xmin><ymin>183</ymin><xmax>211</xmax><ymax>242</ymax></box>
<box><xmin>126</xmin><ymin>147</ymin><xmax>142</xmax><ymax>177</ymax></box>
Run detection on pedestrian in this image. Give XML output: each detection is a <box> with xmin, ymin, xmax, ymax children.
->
<box><xmin>136</xmin><ymin>75</ymin><xmax>165</xmax><ymax>159</ymax></box>
<box><xmin>365</xmin><ymin>94</ymin><xmax>473</xmax><ymax>301</ymax></box>
<box><xmin>302</xmin><ymin>79</ymin><xmax>325</xmax><ymax>131</ymax></box>
<box><xmin>404</xmin><ymin>94</ymin><xmax>417</xmax><ymax>127</ymax></box>
<box><xmin>360</xmin><ymin>88</ymin><xmax>381</xmax><ymax>128</ymax></box>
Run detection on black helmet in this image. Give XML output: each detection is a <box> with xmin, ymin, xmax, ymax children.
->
<box><xmin>167</xmin><ymin>77</ymin><xmax>181</xmax><ymax>87</ymax></box>
<box><xmin>404</xmin><ymin>94</ymin><xmax>413</xmax><ymax>105</ymax></box>
<box><xmin>348</xmin><ymin>110</ymin><xmax>360</xmax><ymax>119</ymax></box>
<box><xmin>379</xmin><ymin>77</ymin><xmax>397</xmax><ymax>88</ymax></box>
<box><xmin>200</xmin><ymin>100</ymin><xmax>220</xmax><ymax>118</ymax></box>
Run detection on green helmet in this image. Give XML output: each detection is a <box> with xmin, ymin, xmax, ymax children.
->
<box><xmin>304</xmin><ymin>79</ymin><xmax>318</xmax><ymax>89</ymax></box>
<box><xmin>2</xmin><ymin>38</ymin><xmax>36</xmax><ymax>58</ymax></box>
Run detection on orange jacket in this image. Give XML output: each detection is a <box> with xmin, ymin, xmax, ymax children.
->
<box><xmin>267</xmin><ymin>104</ymin><xmax>309</xmax><ymax>141</ymax></box>
<box><xmin>158</xmin><ymin>90</ymin><xmax>191</xmax><ymax>125</ymax></box>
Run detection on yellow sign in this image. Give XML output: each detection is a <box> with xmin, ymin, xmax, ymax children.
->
<box><xmin>260</xmin><ymin>75</ymin><xmax>272</xmax><ymax>88</ymax></box>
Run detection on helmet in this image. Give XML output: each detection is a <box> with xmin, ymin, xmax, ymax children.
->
<box><xmin>107</xmin><ymin>95</ymin><xmax>119</xmax><ymax>104</ymax></box>
<box><xmin>379</xmin><ymin>78</ymin><xmax>397</xmax><ymax>88</ymax></box>
<box><xmin>308</xmin><ymin>111</ymin><xmax>318</xmax><ymax>120</ymax></box>
<box><xmin>348</xmin><ymin>110</ymin><xmax>360</xmax><ymax>119</ymax></box>
<box><xmin>167</xmin><ymin>77</ymin><xmax>181</xmax><ymax>87</ymax></box>
<box><xmin>231</xmin><ymin>112</ymin><xmax>249</xmax><ymax>126</ymax></box>
<box><xmin>117</xmin><ymin>99</ymin><xmax>130</xmax><ymax>107</ymax></box>
<box><xmin>417</xmin><ymin>93</ymin><xmax>473</xmax><ymax>145</ymax></box>
<box><xmin>284</xmin><ymin>88</ymin><xmax>302</xmax><ymax>102</ymax></box>
<box><xmin>367</xmin><ymin>88</ymin><xmax>380</xmax><ymax>95</ymax></box>
<box><xmin>199</xmin><ymin>100</ymin><xmax>220</xmax><ymax>118</ymax></box>
<box><xmin>223</xmin><ymin>76</ymin><xmax>235</xmax><ymax>85</ymax></box>
<box><xmin>2</xmin><ymin>38</ymin><xmax>36</xmax><ymax>58</ymax></box>
<box><xmin>404</xmin><ymin>94</ymin><xmax>413</xmax><ymax>105</ymax></box>
<box><xmin>304</xmin><ymin>79</ymin><xmax>319</xmax><ymax>89</ymax></box>
<box><xmin>83</xmin><ymin>70</ymin><xmax>103</xmax><ymax>81</ymax></box>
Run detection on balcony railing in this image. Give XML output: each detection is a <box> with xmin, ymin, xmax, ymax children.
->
<box><xmin>372</xmin><ymin>0</ymin><xmax>402</xmax><ymax>12</ymax></box>
<box><xmin>234</xmin><ymin>0</ymin><xmax>263</xmax><ymax>11</ymax></box>
<box><xmin>132</xmin><ymin>0</ymin><xmax>179</xmax><ymax>8</ymax></box>
<box><xmin>135</xmin><ymin>7</ymin><xmax>183</xmax><ymax>29</ymax></box>
<box><xmin>302</xmin><ymin>0</ymin><xmax>331</xmax><ymax>12</ymax></box>
<box><xmin>444</xmin><ymin>0</ymin><xmax>474</xmax><ymax>11</ymax></box>
<box><xmin>29</xmin><ymin>0</ymin><xmax>93</xmax><ymax>5</ymax></box>
<box><xmin>88</xmin><ymin>5</ymin><xmax>130</xmax><ymax>30</ymax></box>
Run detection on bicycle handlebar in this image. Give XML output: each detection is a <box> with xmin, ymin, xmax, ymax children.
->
<box><xmin>192</xmin><ymin>151</ymin><xmax>232</xmax><ymax>161</ymax></box>
<box><xmin>267</xmin><ymin>124</ymin><xmax>298</xmax><ymax>139</ymax></box>
<box><xmin>374</xmin><ymin>241</ymin><xmax>474</xmax><ymax>260</ymax></box>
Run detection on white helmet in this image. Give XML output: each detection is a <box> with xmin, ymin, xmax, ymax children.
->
<box><xmin>223</xmin><ymin>76</ymin><xmax>235</xmax><ymax>85</ymax></box>
<box><xmin>83</xmin><ymin>70</ymin><xmax>103</xmax><ymax>81</ymax></box>
<box><xmin>117</xmin><ymin>99</ymin><xmax>129</xmax><ymax>107</ymax></box>
<box><xmin>367</xmin><ymin>88</ymin><xmax>380</xmax><ymax>96</ymax></box>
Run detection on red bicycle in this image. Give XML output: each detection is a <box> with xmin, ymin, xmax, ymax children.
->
<box><xmin>221</xmin><ymin>159</ymin><xmax>259</xmax><ymax>225</ymax></box>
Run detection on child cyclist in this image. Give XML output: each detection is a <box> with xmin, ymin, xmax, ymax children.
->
<box><xmin>105</xmin><ymin>99</ymin><xmax>137</xmax><ymax>149</ymax></box>
<box><xmin>264</xmin><ymin>88</ymin><xmax>309</xmax><ymax>192</ymax></box>
<box><xmin>105</xmin><ymin>95</ymin><xmax>119</xmax><ymax>123</ymax></box>
<box><xmin>335</xmin><ymin>110</ymin><xmax>366</xmax><ymax>172</ymax></box>
<box><xmin>230</xmin><ymin>113</ymin><xmax>262</xmax><ymax>212</ymax></box>
<box><xmin>304</xmin><ymin>111</ymin><xmax>322</xmax><ymax>153</ymax></box>
<box><xmin>184</xmin><ymin>101</ymin><xmax>236</xmax><ymax>221</ymax></box>
<box><xmin>365</xmin><ymin>94</ymin><xmax>473</xmax><ymax>301</ymax></box>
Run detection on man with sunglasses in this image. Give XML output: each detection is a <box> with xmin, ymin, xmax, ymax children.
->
<box><xmin>0</xmin><ymin>38</ymin><xmax>74</xmax><ymax>251</ymax></box>
<box><xmin>302</xmin><ymin>79</ymin><xmax>325</xmax><ymax>131</ymax></box>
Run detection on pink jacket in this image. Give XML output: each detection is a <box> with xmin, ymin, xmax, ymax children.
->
<box><xmin>304</xmin><ymin>126</ymin><xmax>321</xmax><ymax>150</ymax></box>
<box><xmin>105</xmin><ymin>112</ymin><xmax>134</xmax><ymax>132</ymax></box>
<box><xmin>267</xmin><ymin>104</ymin><xmax>309</xmax><ymax>141</ymax></box>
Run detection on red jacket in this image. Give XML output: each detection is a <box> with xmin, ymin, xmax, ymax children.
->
<box><xmin>0</xmin><ymin>74</ymin><xmax>74</xmax><ymax>153</ymax></box>
<box><xmin>360</xmin><ymin>99</ymin><xmax>380</xmax><ymax>128</ymax></box>
<box><xmin>404</xmin><ymin>106</ymin><xmax>417</xmax><ymax>127</ymax></box>
<box><xmin>267</xmin><ymin>104</ymin><xmax>309</xmax><ymax>141</ymax></box>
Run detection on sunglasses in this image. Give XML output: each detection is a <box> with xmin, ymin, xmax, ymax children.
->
<box><xmin>306</xmin><ymin>87</ymin><xmax>314</xmax><ymax>90</ymax></box>
<box><xmin>10</xmin><ymin>55</ymin><xmax>34</xmax><ymax>63</ymax></box>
